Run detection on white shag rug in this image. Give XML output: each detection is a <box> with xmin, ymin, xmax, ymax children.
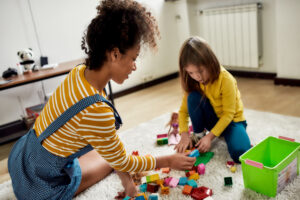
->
<box><xmin>1</xmin><ymin>109</ymin><xmax>300</xmax><ymax>200</ymax></box>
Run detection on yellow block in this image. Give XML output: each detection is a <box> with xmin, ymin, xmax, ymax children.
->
<box><xmin>188</xmin><ymin>173</ymin><xmax>200</xmax><ymax>180</ymax></box>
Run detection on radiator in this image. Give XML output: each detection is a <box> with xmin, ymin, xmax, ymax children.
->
<box><xmin>200</xmin><ymin>3</ymin><xmax>262</xmax><ymax>68</ymax></box>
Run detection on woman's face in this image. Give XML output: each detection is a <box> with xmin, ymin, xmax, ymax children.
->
<box><xmin>185</xmin><ymin>64</ymin><xmax>210</xmax><ymax>85</ymax></box>
<box><xmin>111</xmin><ymin>45</ymin><xmax>140</xmax><ymax>84</ymax></box>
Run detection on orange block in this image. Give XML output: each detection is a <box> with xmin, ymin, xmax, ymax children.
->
<box><xmin>182</xmin><ymin>185</ymin><xmax>193</xmax><ymax>195</ymax></box>
<box><xmin>188</xmin><ymin>173</ymin><xmax>199</xmax><ymax>180</ymax></box>
<box><xmin>161</xmin><ymin>186</ymin><xmax>170</xmax><ymax>195</ymax></box>
<box><xmin>162</xmin><ymin>168</ymin><xmax>170</xmax><ymax>173</ymax></box>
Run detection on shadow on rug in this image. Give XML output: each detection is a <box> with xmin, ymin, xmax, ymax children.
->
<box><xmin>1</xmin><ymin>109</ymin><xmax>300</xmax><ymax>200</ymax></box>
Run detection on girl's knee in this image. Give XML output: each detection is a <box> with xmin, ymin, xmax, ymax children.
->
<box><xmin>187</xmin><ymin>91</ymin><xmax>203</xmax><ymax>105</ymax></box>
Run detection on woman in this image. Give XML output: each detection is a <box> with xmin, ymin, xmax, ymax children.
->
<box><xmin>8</xmin><ymin>1</ymin><xmax>195</xmax><ymax>199</ymax></box>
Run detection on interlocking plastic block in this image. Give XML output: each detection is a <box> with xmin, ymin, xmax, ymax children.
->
<box><xmin>190</xmin><ymin>186</ymin><xmax>213</xmax><ymax>200</ymax></box>
<box><xmin>169</xmin><ymin>178</ymin><xmax>179</xmax><ymax>188</ymax></box>
<box><xmin>132</xmin><ymin>151</ymin><xmax>139</xmax><ymax>156</ymax></box>
<box><xmin>161</xmin><ymin>168</ymin><xmax>170</xmax><ymax>173</ymax></box>
<box><xmin>164</xmin><ymin>177</ymin><xmax>172</xmax><ymax>186</ymax></box>
<box><xmin>147</xmin><ymin>183</ymin><xmax>159</xmax><ymax>193</ymax></box>
<box><xmin>139</xmin><ymin>183</ymin><xmax>147</xmax><ymax>192</ymax></box>
<box><xmin>135</xmin><ymin>195</ymin><xmax>145</xmax><ymax>200</ymax></box>
<box><xmin>197</xmin><ymin>163</ymin><xmax>205</xmax><ymax>175</ymax></box>
<box><xmin>188</xmin><ymin>173</ymin><xmax>199</xmax><ymax>180</ymax></box>
<box><xmin>149</xmin><ymin>193</ymin><xmax>159</xmax><ymax>200</ymax></box>
<box><xmin>230</xmin><ymin>166</ymin><xmax>236</xmax><ymax>173</ymax></box>
<box><xmin>187</xmin><ymin>179</ymin><xmax>198</xmax><ymax>188</ymax></box>
<box><xmin>182</xmin><ymin>185</ymin><xmax>193</xmax><ymax>195</ymax></box>
<box><xmin>157</xmin><ymin>138</ymin><xmax>168</xmax><ymax>145</ymax></box>
<box><xmin>136</xmin><ymin>193</ymin><xmax>147</xmax><ymax>200</ymax></box>
<box><xmin>186</xmin><ymin>170</ymin><xmax>196</xmax><ymax>177</ymax></box>
<box><xmin>160</xmin><ymin>186</ymin><xmax>169</xmax><ymax>195</ymax></box>
<box><xmin>156</xmin><ymin>179</ymin><xmax>164</xmax><ymax>185</ymax></box>
<box><xmin>224</xmin><ymin>177</ymin><xmax>233</xmax><ymax>186</ymax></box>
<box><xmin>157</xmin><ymin>133</ymin><xmax>168</xmax><ymax>139</ymax></box>
<box><xmin>146</xmin><ymin>174</ymin><xmax>160</xmax><ymax>183</ymax></box>
<box><xmin>178</xmin><ymin>177</ymin><xmax>188</xmax><ymax>185</ymax></box>
<box><xmin>123</xmin><ymin>196</ymin><xmax>131</xmax><ymax>200</ymax></box>
<box><xmin>189</xmin><ymin>149</ymin><xmax>200</xmax><ymax>157</ymax></box>
<box><xmin>194</xmin><ymin>152</ymin><xmax>214</xmax><ymax>166</ymax></box>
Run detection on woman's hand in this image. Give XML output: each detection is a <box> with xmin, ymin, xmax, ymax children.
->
<box><xmin>174</xmin><ymin>132</ymin><xmax>192</xmax><ymax>153</ymax></box>
<box><xmin>115</xmin><ymin>171</ymin><xmax>137</xmax><ymax>199</ymax></box>
<box><xmin>169</xmin><ymin>152</ymin><xmax>196</xmax><ymax>170</ymax></box>
<box><xmin>195</xmin><ymin>132</ymin><xmax>215</xmax><ymax>153</ymax></box>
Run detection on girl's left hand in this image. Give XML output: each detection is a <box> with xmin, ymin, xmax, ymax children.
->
<box><xmin>195</xmin><ymin>132</ymin><xmax>215</xmax><ymax>152</ymax></box>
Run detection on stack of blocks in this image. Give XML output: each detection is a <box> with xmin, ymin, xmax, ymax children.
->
<box><xmin>156</xmin><ymin>133</ymin><xmax>168</xmax><ymax>145</ymax></box>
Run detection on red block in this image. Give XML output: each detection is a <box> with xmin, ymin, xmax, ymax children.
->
<box><xmin>191</xmin><ymin>186</ymin><xmax>213</xmax><ymax>200</ymax></box>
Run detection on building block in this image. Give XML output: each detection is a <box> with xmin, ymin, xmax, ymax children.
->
<box><xmin>187</xmin><ymin>179</ymin><xmax>198</xmax><ymax>188</ymax></box>
<box><xmin>149</xmin><ymin>193</ymin><xmax>159</xmax><ymax>200</ymax></box>
<box><xmin>188</xmin><ymin>172</ymin><xmax>199</xmax><ymax>180</ymax></box>
<box><xmin>226</xmin><ymin>161</ymin><xmax>235</xmax><ymax>167</ymax></box>
<box><xmin>136</xmin><ymin>193</ymin><xmax>147</xmax><ymax>200</ymax></box>
<box><xmin>147</xmin><ymin>183</ymin><xmax>159</xmax><ymax>193</ymax></box>
<box><xmin>230</xmin><ymin>166</ymin><xmax>236</xmax><ymax>173</ymax></box>
<box><xmin>194</xmin><ymin>152</ymin><xmax>214</xmax><ymax>166</ymax></box>
<box><xmin>169</xmin><ymin>178</ymin><xmax>179</xmax><ymax>188</ymax></box>
<box><xmin>157</xmin><ymin>138</ymin><xmax>168</xmax><ymax>145</ymax></box>
<box><xmin>182</xmin><ymin>185</ymin><xmax>193</xmax><ymax>195</ymax></box>
<box><xmin>123</xmin><ymin>196</ymin><xmax>131</xmax><ymax>200</ymax></box>
<box><xmin>224</xmin><ymin>177</ymin><xmax>233</xmax><ymax>186</ymax></box>
<box><xmin>189</xmin><ymin>149</ymin><xmax>200</xmax><ymax>157</ymax></box>
<box><xmin>132</xmin><ymin>151</ymin><xmax>139</xmax><ymax>156</ymax></box>
<box><xmin>164</xmin><ymin>177</ymin><xmax>172</xmax><ymax>186</ymax></box>
<box><xmin>157</xmin><ymin>133</ymin><xmax>168</xmax><ymax>139</ymax></box>
<box><xmin>161</xmin><ymin>168</ymin><xmax>170</xmax><ymax>173</ymax></box>
<box><xmin>156</xmin><ymin>179</ymin><xmax>164</xmax><ymax>185</ymax></box>
<box><xmin>191</xmin><ymin>186</ymin><xmax>213</xmax><ymax>200</ymax></box>
<box><xmin>178</xmin><ymin>177</ymin><xmax>188</xmax><ymax>185</ymax></box>
<box><xmin>139</xmin><ymin>183</ymin><xmax>147</xmax><ymax>192</ymax></box>
<box><xmin>160</xmin><ymin>186</ymin><xmax>169</xmax><ymax>195</ymax></box>
<box><xmin>186</xmin><ymin>170</ymin><xmax>196</xmax><ymax>177</ymax></box>
<box><xmin>146</xmin><ymin>174</ymin><xmax>160</xmax><ymax>183</ymax></box>
<box><xmin>198</xmin><ymin>163</ymin><xmax>205</xmax><ymax>175</ymax></box>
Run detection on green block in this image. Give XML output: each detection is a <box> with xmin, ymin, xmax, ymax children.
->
<box><xmin>194</xmin><ymin>152</ymin><xmax>214</xmax><ymax>166</ymax></box>
<box><xmin>157</xmin><ymin>138</ymin><xmax>168</xmax><ymax>145</ymax></box>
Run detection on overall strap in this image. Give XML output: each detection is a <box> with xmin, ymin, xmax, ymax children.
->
<box><xmin>38</xmin><ymin>94</ymin><xmax>102</xmax><ymax>142</ymax></box>
<box><xmin>99</xmin><ymin>95</ymin><xmax>123</xmax><ymax>129</ymax></box>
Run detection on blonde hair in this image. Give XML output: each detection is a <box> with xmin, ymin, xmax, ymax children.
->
<box><xmin>179</xmin><ymin>36</ymin><xmax>220</xmax><ymax>93</ymax></box>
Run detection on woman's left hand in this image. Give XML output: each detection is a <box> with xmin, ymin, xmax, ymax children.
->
<box><xmin>195</xmin><ymin>132</ymin><xmax>215</xmax><ymax>152</ymax></box>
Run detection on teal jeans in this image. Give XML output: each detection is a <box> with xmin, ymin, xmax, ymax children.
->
<box><xmin>188</xmin><ymin>91</ymin><xmax>251</xmax><ymax>163</ymax></box>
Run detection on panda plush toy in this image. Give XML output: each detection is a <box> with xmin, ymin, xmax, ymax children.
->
<box><xmin>17</xmin><ymin>48</ymin><xmax>37</xmax><ymax>73</ymax></box>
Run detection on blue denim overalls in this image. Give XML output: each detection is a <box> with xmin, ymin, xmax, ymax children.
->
<box><xmin>8</xmin><ymin>94</ymin><xmax>122</xmax><ymax>200</ymax></box>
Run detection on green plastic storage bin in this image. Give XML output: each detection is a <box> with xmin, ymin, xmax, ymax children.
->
<box><xmin>239</xmin><ymin>136</ymin><xmax>300</xmax><ymax>197</ymax></box>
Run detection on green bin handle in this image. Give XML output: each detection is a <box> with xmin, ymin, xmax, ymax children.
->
<box><xmin>245</xmin><ymin>159</ymin><xmax>263</xmax><ymax>169</ymax></box>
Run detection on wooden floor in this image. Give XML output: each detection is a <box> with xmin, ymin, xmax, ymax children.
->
<box><xmin>1</xmin><ymin>77</ymin><xmax>300</xmax><ymax>184</ymax></box>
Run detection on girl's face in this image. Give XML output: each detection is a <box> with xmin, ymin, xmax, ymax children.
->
<box><xmin>185</xmin><ymin>64</ymin><xmax>210</xmax><ymax>85</ymax></box>
<box><xmin>111</xmin><ymin>45</ymin><xmax>140</xmax><ymax>84</ymax></box>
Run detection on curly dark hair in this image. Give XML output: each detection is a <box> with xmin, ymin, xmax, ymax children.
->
<box><xmin>81</xmin><ymin>0</ymin><xmax>160</xmax><ymax>70</ymax></box>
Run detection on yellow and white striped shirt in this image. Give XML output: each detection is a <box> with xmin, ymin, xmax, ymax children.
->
<box><xmin>33</xmin><ymin>64</ymin><xmax>156</xmax><ymax>172</ymax></box>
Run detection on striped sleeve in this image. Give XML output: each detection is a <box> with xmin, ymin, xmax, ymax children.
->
<box><xmin>78</xmin><ymin>104</ymin><xmax>156</xmax><ymax>172</ymax></box>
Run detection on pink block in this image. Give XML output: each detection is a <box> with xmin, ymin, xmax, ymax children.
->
<box><xmin>164</xmin><ymin>177</ymin><xmax>172</xmax><ymax>186</ymax></box>
<box><xmin>198</xmin><ymin>163</ymin><xmax>205</xmax><ymax>175</ymax></box>
<box><xmin>157</xmin><ymin>133</ymin><xmax>168</xmax><ymax>139</ymax></box>
<box><xmin>169</xmin><ymin>178</ymin><xmax>179</xmax><ymax>188</ymax></box>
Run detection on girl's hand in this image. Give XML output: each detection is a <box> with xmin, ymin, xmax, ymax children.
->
<box><xmin>174</xmin><ymin>132</ymin><xmax>192</xmax><ymax>153</ymax></box>
<box><xmin>195</xmin><ymin>132</ymin><xmax>215</xmax><ymax>152</ymax></box>
<box><xmin>169</xmin><ymin>152</ymin><xmax>196</xmax><ymax>170</ymax></box>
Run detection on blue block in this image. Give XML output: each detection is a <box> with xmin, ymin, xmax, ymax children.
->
<box><xmin>149</xmin><ymin>193</ymin><xmax>159</xmax><ymax>200</ymax></box>
<box><xmin>139</xmin><ymin>183</ymin><xmax>147</xmax><ymax>192</ymax></box>
<box><xmin>178</xmin><ymin>177</ymin><xmax>188</xmax><ymax>185</ymax></box>
<box><xmin>135</xmin><ymin>196</ymin><xmax>145</xmax><ymax>200</ymax></box>
<box><xmin>189</xmin><ymin>149</ymin><xmax>200</xmax><ymax>157</ymax></box>
<box><xmin>123</xmin><ymin>196</ymin><xmax>131</xmax><ymax>200</ymax></box>
<box><xmin>187</xmin><ymin>179</ymin><xmax>197</xmax><ymax>188</ymax></box>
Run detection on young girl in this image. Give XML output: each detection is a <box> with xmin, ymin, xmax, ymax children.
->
<box><xmin>174</xmin><ymin>36</ymin><xmax>251</xmax><ymax>163</ymax></box>
<box><xmin>8</xmin><ymin>1</ymin><xmax>195</xmax><ymax>199</ymax></box>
